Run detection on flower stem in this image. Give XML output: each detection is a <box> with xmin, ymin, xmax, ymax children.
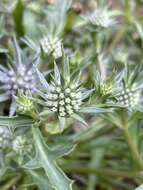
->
<box><xmin>123</xmin><ymin>126</ymin><xmax>143</xmax><ymax>169</ymax></box>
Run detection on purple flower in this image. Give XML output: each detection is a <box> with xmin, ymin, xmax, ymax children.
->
<box><xmin>0</xmin><ymin>64</ymin><xmax>38</xmax><ymax>96</ymax></box>
<box><xmin>0</xmin><ymin>37</ymin><xmax>39</xmax><ymax>115</ymax></box>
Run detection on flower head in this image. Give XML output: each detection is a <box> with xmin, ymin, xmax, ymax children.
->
<box><xmin>36</xmin><ymin>56</ymin><xmax>110</xmax><ymax>131</ymax></box>
<box><xmin>0</xmin><ymin>38</ymin><xmax>38</xmax><ymax>97</ymax></box>
<box><xmin>0</xmin><ymin>64</ymin><xmax>37</xmax><ymax>96</ymax></box>
<box><xmin>116</xmin><ymin>85</ymin><xmax>140</xmax><ymax>109</ymax></box>
<box><xmin>82</xmin><ymin>7</ymin><xmax>116</xmax><ymax>29</ymax></box>
<box><xmin>41</xmin><ymin>81</ymin><xmax>83</xmax><ymax>117</ymax></box>
<box><xmin>40</xmin><ymin>36</ymin><xmax>62</xmax><ymax>59</ymax></box>
<box><xmin>0</xmin><ymin>37</ymin><xmax>39</xmax><ymax>115</ymax></box>
<box><xmin>15</xmin><ymin>91</ymin><xmax>37</xmax><ymax>119</ymax></box>
<box><xmin>94</xmin><ymin>70</ymin><xmax>115</xmax><ymax>102</ymax></box>
<box><xmin>114</xmin><ymin>66</ymin><xmax>143</xmax><ymax>111</ymax></box>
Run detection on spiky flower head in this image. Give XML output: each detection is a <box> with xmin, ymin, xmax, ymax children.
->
<box><xmin>36</xmin><ymin>56</ymin><xmax>109</xmax><ymax>131</ymax></box>
<box><xmin>40</xmin><ymin>36</ymin><xmax>62</xmax><ymax>59</ymax></box>
<box><xmin>115</xmin><ymin>66</ymin><xmax>143</xmax><ymax>111</ymax></box>
<box><xmin>82</xmin><ymin>8</ymin><xmax>116</xmax><ymax>29</ymax></box>
<box><xmin>116</xmin><ymin>84</ymin><xmax>140</xmax><ymax>109</ymax></box>
<box><xmin>99</xmin><ymin>83</ymin><xmax>113</xmax><ymax>97</ymax></box>
<box><xmin>15</xmin><ymin>91</ymin><xmax>37</xmax><ymax>119</ymax></box>
<box><xmin>0</xmin><ymin>126</ymin><xmax>12</xmax><ymax>150</ymax></box>
<box><xmin>41</xmin><ymin>81</ymin><xmax>82</xmax><ymax>118</ymax></box>
<box><xmin>94</xmin><ymin>71</ymin><xmax>115</xmax><ymax>102</ymax></box>
<box><xmin>0</xmin><ymin>64</ymin><xmax>37</xmax><ymax>97</ymax></box>
<box><xmin>12</xmin><ymin>135</ymin><xmax>33</xmax><ymax>156</ymax></box>
<box><xmin>0</xmin><ymin>38</ymin><xmax>38</xmax><ymax>97</ymax></box>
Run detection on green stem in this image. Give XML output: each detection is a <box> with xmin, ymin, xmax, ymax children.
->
<box><xmin>124</xmin><ymin>126</ymin><xmax>143</xmax><ymax>169</ymax></box>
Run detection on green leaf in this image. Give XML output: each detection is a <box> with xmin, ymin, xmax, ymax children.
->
<box><xmin>44</xmin><ymin>0</ymin><xmax>72</xmax><ymax>35</ymax></box>
<box><xmin>0</xmin><ymin>116</ymin><xmax>34</xmax><ymax>128</ymax></box>
<box><xmin>72</xmin><ymin>113</ymin><xmax>88</xmax><ymax>126</ymax></box>
<box><xmin>0</xmin><ymin>94</ymin><xmax>9</xmax><ymax>102</ymax></box>
<box><xmin>13</xmin><ymin>0</ymin><xmax>25</xmax><ymax>37</ymax></box>
<box><xmin>24</xmin><ymin>170</ymin><xmax>53</xmax><ymax>190</ymax></box>
<box><xmin>80</xmin><ymin>106</ymin><xmax>112</xmax><ymax>113</ymax></box>
<box><xmin>24</xmin><ymin>127</ymin><xmax>73</xmax><ymax>190</ymax></box>
<box><xmin>58</xmin><ymin>116</ymin><xmax>66</xmax><ymax>131</ymax></box>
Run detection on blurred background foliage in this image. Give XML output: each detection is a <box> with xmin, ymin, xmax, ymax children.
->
<box><xmin>0</xmin><ymin>0</ymin><xmax>143</xmax><ymax>190</ymax></box>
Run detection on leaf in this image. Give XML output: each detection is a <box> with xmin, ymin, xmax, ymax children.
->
<box><xmin>24</xmin><ymin>170</ymin><xmax>53</xmax><ymax>190</ymax></box>
<box><xmin>9</xmin><ymin>98</ymin><xmax>17</xmax><ymax>116</ymax></box>
<box><xmin>0</xmin><ymin>94</ymin><xmax>9</xmax><ymax>102</ymax></box>
<box><xmin>0</xmin><ymin>166</ymin><xmax>15</xmax><ymax>179</ymax></box>
<box><xmin>80</xmin><ymin>107</ymin><xmax>112</xmax><ymax>113</ymax></box>
<box><xmin>81</xmin><ymin>89</ymin><xmax>94</xmax><ymax>100</ymax></box>
<box><xmin>24</xmin><ymin>127</ymin><xmax>73</xmax><ymax>190</ymax></box>
<box><xmin>0</xmin><ymin>116</ymin><xmax>34</xmax><ymax>128</ymax></box>
<box><xmin>21</xmin><ymin>37</ymin><xmax>39</xmax><ymax>51</ymax></box>
<box><xmin>50</xmin><ymin>143</ymin><xmax>76</xmax><ymax>160</ymax></box>
<box><xmin>54</xmin><ymin>63</ymin><xmax>61</xmax><ymax>85</ymax></box>
<box><xmin>13</xmin><ymin>36</ymin><xmax>22</xmax><ymax>66</ymax></box>
<box><xmin>71</xmin><ymin>120</ymin><xmax>106</xmax><ymax>143</ymax></box>
<box><xmin>44</xmin><ymin>0</ymin><xmax>72</xmax><ymax>35</ymax></box>
<box><xmin>13</xmin><ymin>0</ymin><xmax>25</xmax><ymax>37</ymax></box>
<box><xmin>58</xmin><ymin>116</ymin><xmax>66</xmax><ymax>131</ymax></box>
<box><xmin>35</xmin><ymin>68</ymin><xmax>50</xmax><ymax>90</ymax></box>
<box><xmin>63</xmin><ymin>56</ymin><xmax>70</xmax><ymax>81</ymax></box>
<box><xmin>72</xmin><ymin>113</ymin><xmax>88</xmax><ymax>126</ymax></box>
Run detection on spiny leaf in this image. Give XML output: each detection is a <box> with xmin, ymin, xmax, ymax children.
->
<box><xmin>24</xmin><ymin>170</ymin><xmax>53</xmax><ymax>190</ymax></box>
<box><xmin>24</xmin><ymin>127</ymin><xmax>74</xmax><ymax>190</ymax></box>
<box><xmin>13</xmin><ymin>0</ymin><xmax>25</xmax><ymax>37</ymax></box>
<box><xmin>0</xmin><ymin>116</ymin><xmax>34</xmax><ymax>127</ymax></box>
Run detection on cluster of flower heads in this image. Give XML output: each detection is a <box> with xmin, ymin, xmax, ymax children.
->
<box><xmin>82</xmin><ymin>8</ymin><xmax>116</xmax><ymax>28</ymax></box>
<box><xmin>94</xmin><ymin>66</ymin><xmax>143</xmax><ymax>112</ymax></box>
<box><xmin>40</xmin><ymin>36</ymin><xmax>62</xmax><ymax>59</ymax></box>
<box><xmin>0</xmin><ymin>36</ymin><xmax>142</xmax><ymax>132</ymax></box>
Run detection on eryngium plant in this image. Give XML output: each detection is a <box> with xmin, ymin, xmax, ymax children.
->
<box><xmin>115</xmin><ymin>66</ymin><xmax>143</xmax><ymax>111</ymax></box>
<box><xmin>15</xmin><ymin>91</ymin><xmax>38</xmax><ymax>119</ymax></box>
<box><xmin>0</xmin><ymin>37</ymin><xmax>38</xmax><ymax>115</ymax></box>
<box><xmin>36</xmin><ymin>57</ymin><xmax>109</xmax><ymax>130</ymax></box>
<box><xmin>1</xmin><ymin>0</ymin><xmax>143</xmax><ymax>189</ymax></box>
<box><xmin>82</xmin><ymin>7</ymin><xmax>116</xmax><ymax>29</ymax></box>
<box><xmin>40</xmin><ymin>36</ymin><xmax>62</xmax><ymax>59</ymax></box>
